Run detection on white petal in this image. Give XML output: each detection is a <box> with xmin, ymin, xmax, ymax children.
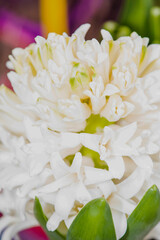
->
<box><xmin>111</xmin><ymin>209</ymin><xmax>127</xmax><ymax>239</ymax></box>
<box><xmin>50</xmin><ymin>152</ymin><xmax>69</xmax><ymax>179</ymax></box>
<box><xmin>55</xmin><ymin>184</ymin><xmax>76</xmax><ymax>219</ymax></box>
<box><xmin>107</xmin><ymin>156</ymin><xmax>125</xmax><ymax>179</ymax></box>
<box><xmin>76</xmin><ymin>182</ymin><xmax>91</xmax><ymax>203</ymax></box>
<box><xmin>101</xmin><ymin>29</ymin><xmax>113</xmax><ymax>41</ymax></box>
<box><xmin>74</xmin><ymin>24</ymin><xmax>91</xmax><ymax>39</ymax></box>
<box><xmin>116</xmin><ymin>122</ymin><xmax>137</xmax><ymax>144</ymax></box>
<box><xmin>70</xmin><ymin>152</ymin><xmax>82</xmax><ymax>175</ymax></box>
<box><xmin>139</xmin><ymin>44</ymin><xmax>160</xmax><ymax>76</ymax></box>
<box><xmin>47</xmin><ymin>212</ymin><xmax>62</xmax><ymax>232</ymax></box>
<box><xmin>80</xmin><ymin>133</ymin><xmax>101</xmax><ymax>152</ymax></box>
<box><xmin>29</xmin><ymin>153</ymin><xmax>49</xmax><ymax>176</ymax></box>
<box><xmin>116</xmin><ymin>167</ymin><xmax>146</xmax><ymax>199</ymax></box>
<box><xmin>35</xmin><ymin>174</ymin><xmax>76</xmax><ymax>194</ymax></box>
<box><xmin>0</xmin><ymin>216</ymin><xmax>17</xmax><ymax>232</ymax></box>
<box><xmin>103</xmin><ymin>84</ymin><xmax>119</xmax><ymax>96</ymax></box>
<box><xmin>5</xmin><ymin>172</ymin><xmax>30</xmax><ymax>189</ymax></box>
<box><xmin>109</xmin><ymin>194</ymin><xmax>135</xmax><ymax>215</ymax></box>
<box><xmin>122</xmin><ymin>101</ymin><xmax>135</xmax><ymax>117</ymax></box>
<box><xmin>60</xmin><ymin>133</ymin><xmax>81</xmax><ymax>149</ymax></box>
<box><xmin>98</xmin><ymin>181</ymin><xmax>116</xmax><ymax>198</ymax></box>
<box><xmin>84</xmin><ymin>167</ymin><xmax>112</xmax><ymax>185</ymax></box>
<box><xmin>131</xmin><ymin>155</ymin><xmax>153</xmax><ymax>169</ymax></box>
<box><xmin>24</xmin><ymin>118</ymin><xmax>42</xmax><ymax>142</ymax></box>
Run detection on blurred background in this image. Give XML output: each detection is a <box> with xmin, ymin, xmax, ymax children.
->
<box><xmin>0</xmin><ymin>0</ymin><xmax>160</xmax><ymax>87</ymax></box>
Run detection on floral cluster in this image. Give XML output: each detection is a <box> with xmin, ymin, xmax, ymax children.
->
<box><xmin>0</xmin><ymin>24</ymin><xmax>160</xmax><ymax>239</ymax></box>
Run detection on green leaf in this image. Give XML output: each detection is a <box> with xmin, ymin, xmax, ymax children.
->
<box><xmin>121</xmin><ymin>185</ymin><xmax>160</xmax><ymax>240</ymax></box>
<box><xmin>67</xmin><ymin>198</ymin><xmax>116</xmax><ymax>240</ymax></box>
<box><xmin>34</xmin><ymin>197</ymin><xmax>65</xmax><ymax>240</ymax></box>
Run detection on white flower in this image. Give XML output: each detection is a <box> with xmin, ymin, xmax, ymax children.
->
<box><xmin>0</xmin><ymin>24</ymin><xmax>160</xmax><ymax>240</ymax></box>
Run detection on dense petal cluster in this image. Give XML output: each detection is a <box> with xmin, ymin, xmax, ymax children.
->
<box><xmin>0</xmin><ymin>24</ymin><xmax>160</xmax><ymax>239</ymax></box>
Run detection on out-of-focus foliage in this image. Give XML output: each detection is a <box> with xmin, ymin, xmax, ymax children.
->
<box><xmin>103</xmin><ymin>0</ymin><xmax>160</xmax><ymax>43</ymax></box>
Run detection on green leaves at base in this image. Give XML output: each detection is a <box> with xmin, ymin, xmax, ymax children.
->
<box><xmin>34</xmin><ymin>185</ymin><xmax>160</xmax><ymax>240</ymax></box>
<box><xmin>34</xmin><ymin>197</ymin><xmax>65</xmax><ymax>240</ymax></box>
<box><xmin>67</xmin><ymin>198</ymin><xmax>116</xmax><ymax>240</ymax></box>
<box><xmin>121</xmin><ymin>185</ymin><xmax>160</xmax><ymax>240</ymax></box>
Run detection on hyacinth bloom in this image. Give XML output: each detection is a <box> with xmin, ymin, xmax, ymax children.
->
<box><xmin>0</xmin><ymin>24</ymin><xmax>160</xmax><ymax>240</ymax></box>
